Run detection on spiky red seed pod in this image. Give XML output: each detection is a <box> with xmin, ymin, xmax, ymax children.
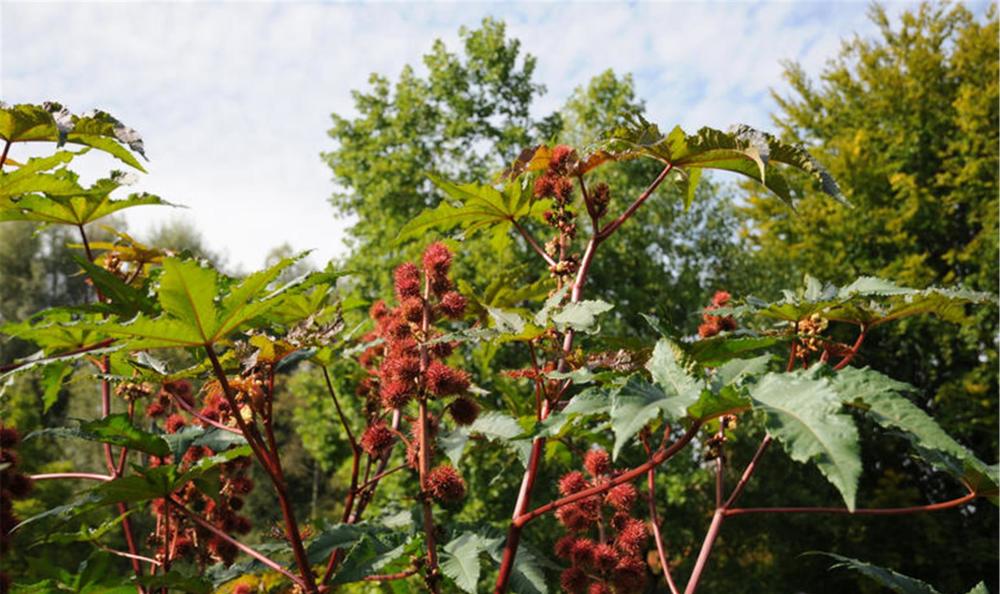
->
<box><xmin>0</xmin><ymin>428</ymin><xmax>19</xmax><ymax>449</ymax></box>
<box><xmin>370</xmin><ymin>299</ymin><xmax>389</xmax><ymax>320</ymax></box>
<box><xmin>559</xmin><ymin>471</ymin><xmax>588</xmax><ymax>496</ymax></box>
<box><xmin>430</xmin><ymin>275</ymin><xmax>452</xmax><ymax>297</ymax></box>
<box><xmin>5</xmin><ymin>474</ymin><xmax>31</xmax><ymax>498</ymax></box>
<box><xmin>612</xmin><ymin>555</ymin><xmax>646</xmax><ymax>589</ymax></box>
<box><xmin>614</xmin><ymin>518</ymin><xmax>647</xmax><ymax>556</ymax></box>
<box><xmin>588</xmin><ymin>583</ymin><xmax>613</xmax><ymax>594</ymax></box>
<box><xmin>560</xmin><ymin>567</ymin><xmax>588</xmax><ymax>594</ymax></box>
<box><xmin>593</xmin><ymin>543</ymin><xmax>619</xmax><ymax>573</ymax></box>
<box><xmin>447</xmin><ymin>397</ymin><xmax>480</xmax><ymax>426</ymax></box>
<box><xmin>553</xmin><ymin>176</ymin><xmax>574</xmax><ymax>204</ymax></box>
<box><xmin>554</xmin><ymin>535</ymin><xmax>577</xmax><ymax>560</ymax></box>
<box><xmin>605</xmin><ymin>482</ymin><xmax>637</xmax><ymax>511</ymax></box>
<box><xmin>711</xmin><ymin>290</ymin><xmax>731</xmax><ymax>308</ymax></box>
<box><xmin>533</xmin><ymin>173</ymin><xmax>557</xmax><ymax>198</ymax></box>
<box><xmin>549</xmin><ymin>144</ymin><xmax>574</xmax><ymax>173</ymax></box>
<box><xmin>400</xmin><ymin>297</ymin><xmax>425</xmax><ymax>323</ymax></box>
<box><xmin>384</xmin><ymin>317</ymin><xmax>413</xmax><ymax>340</ymax></box>
<box><xmin>383</xmin><ymin>355</ymin><xmax>421</xmax><ymax>383</ymax></box>
<box><xmin>0</xmin><ymin>450</ymin><xmax>18</xmax><ymax>469</ymax></box>
<box><xmin>233</xmin><ymin>515</ymin><xmax>252</xmax><ymax>534</ymax></box>
<box><xmin>438</xmin><ymin>291</ymin><xmax>467</xmax><ymax>319</ymax></box>
<box><xmin>429</xmin><ymin>340</ymin><xmax>454</xmax><ymax>359</ymax></box>
<box><xmin>394</xmin><ymin>262</ymin><xmax>422</xmax><ymax>299</ymax></box>
<box><xmin>172</xmin><ymin>535</ymin><xmax>194</xmax><ymax>556</ymax></box>
<box><xmin>163</xmin><ymin>380</ymin><xmax>194</xmax><ymax>406</ymax></box>
<box><xmin>720</xmin><ymin>315</ymin><xmax>737</xmax><ymax>331</ymax></box>
<box><xmin>698</xmin><ymin>318</ymin><xmax>722</xmax><ymax>338</ymax></box>
<box><xmin>583</xmin><ymin>448</ymin><xmax>610</xmax><ymax>478</ymax></box>
<box><xmin>233</xmin><ymin>585</ymin><xmax>252</xmax><ymax>594</ymax></box>
<box><xmin>380</xmin><ymin>380</ymin><xmax>413</xmax><ymax>409</ymax></box>
<box><xmin>145</xmin><ymin>401</ymin><xmax>166</xmax><ymax>418</ymax></box>
<box><xmin>230</xmin><ymin>476</ymin><xmax>254</xmax><ymax>495</ymax></box>
<box><xmin>425</xmin><ymin>360</ymin><xmax>470</xmax><ymax>397</ymax></box>
<box><xmin>569</xmin><ymin>537</ymin><xmax>596</xmax><ymax>567</ymax></box>
<box><xmin>426</xmin><ymin>465</ymin><xmax>466</xmax><ymax>503</ymax></box>
<box><xmin>164</xmin><ymin>413</ymin><xmax>186</xmax><ymax>434</ymax></box>
<box><xmin>422</xmin><ymin>242</ymin><xmax>452</xmax><ymax>280</ymax></box>
<box><xmin>556</xmin><ymin>503</ymin><xmax>593</xmax><ymax>532</ymax></box>
<box><xmin>360</xmin><ymin>422</ymin><xmax>395</xmax><ymax>457</ymax></box>
<box><xmin>388</xmin><ymin>337</ymin><xmax>419</xmax><ymax>359</ymax></box>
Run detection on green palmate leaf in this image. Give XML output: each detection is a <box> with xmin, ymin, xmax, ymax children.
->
<box><xmin>815</xmin><ymin>553</ymin><xmax>941</xmax><ymax>594</ymax></box>
<box><xmin>93</xmin><ymin>255</ymin><xmax>309</xmax><ymax>349</ymax></box>
<box><xmin>0</xmin><ymin>187</ymin><xmax>169</xmax><ymax>226</ymax></box>
<box><xmin>2</xmin><ymin>309</ymin><xmax>106</xmax><ymax>353</ymax></box>
<box><xmin>610</xmin><ymin>376</ymin><xmax>675</xmax><ymax>460</ymax></box>
<box><xmin>550</xmin><ymin>300</ymin><xmax>614</xmax><ymax>334</ymax></box>
<box><xmin>0</xmin><ymin>102</ymin><xmax>147</xmax><ymax>170</ymax></box>
<box><xmin>610</xmin><ymin>339</ymin><xmax>706</xmax><ymax>458</ymax></box>
<box><xmin>397</xmin><ymin>174</ymin><xmax>545</xmax><ymax>245</ymax></box>
<box><xmin>27</xmin><ymin>413</ymin><xmax>170</xmax><ymax>457</ymax></box>
<box><xmin>163</xmin><ymin>425</ymin><xmax>248</xmax><ymax>461</ymax></box>
<box><xmin>33</xmin><ymin>510</ymin><xmax>135</xmax><ymax>547</ymax></box>
<box><xmin>965</xmin><ymin>583</ymin><xmax>989</xmax><ymax>594</ymax></box>
<box><xmin>750</xmin><ymin>370</ymin><xmax>861</xmax><ymax>510</ymax></box>
<box><xmin>831</xmin><ymin>367</ymin><xmax>998</xmax><ymax>500</ymax></box>
<box><xmin>646</xmin><ymin>338</ymin><xmax>702</xmax><ymax>400</ymax></box>
<box><xmin>441</xmin><ymin>532</ymin><xmax>486</xmax><ymax>593</ymax></box>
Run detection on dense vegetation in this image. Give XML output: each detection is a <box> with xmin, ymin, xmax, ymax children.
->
<box><xmin>1</xmin><ymin>3</ymin><xmax>996</xmax><ymax>593</ymax></box>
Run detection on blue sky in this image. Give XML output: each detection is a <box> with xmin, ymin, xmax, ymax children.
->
<box><xmin>1</xmin><ymin>1</ymin><xmax>932</xmax><ymax>271</ymax></box>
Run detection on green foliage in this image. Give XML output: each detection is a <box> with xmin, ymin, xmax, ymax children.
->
<box><xmin>814</xmin><ymin>553</ymin><xmax>988</xmax><ymax>594</ymax></box>
<box><xmin>749</xmin><ymin>370</ymin><xmax>861</xmax><ymax>510</ymax></box>
<box><xmin>27</xmin><ymin>413</ymin><xmax>171</xmax><ymax>457</ymax></box>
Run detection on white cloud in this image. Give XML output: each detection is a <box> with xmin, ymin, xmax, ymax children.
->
<box><xmin>0</xmin><ymin>0</ymin><xmax>947</xmax><ymax>271</ymax></box>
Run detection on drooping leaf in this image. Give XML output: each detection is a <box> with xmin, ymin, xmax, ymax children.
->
<box><xmin>26</xmin><ymin>413</ymin><xmax>170</xmax><ymax>457</ymax></box>
<box><xmin>40</xmin><ymin>360</ymin><xmax>72</xmax><ymax>413</ymax></box>
<box><xmin>134</xmin><ymin>571</ymin><xmax>212</xmax><ymax>594</ymax></box>
<box><xmin>815</xmin><ymin>553</ymin><xmax>941</xmax><ymax>594</ymax></box>
<box><xmin>749</xmin><ymin>370</ymin><xmax>861</xmax><ymax>510</ymax></box>
<box><xmin>832</xmin><ymin>367</ymin><xmax>998</xmax><ymax>501</ymax></box>
<box><xmin>72</xmin><ymin>255</ymin><xmax>155</xmax><ymax>318</ymax></box>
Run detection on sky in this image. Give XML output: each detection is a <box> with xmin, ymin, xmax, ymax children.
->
<box><xmin>0</xmin><ymin>0</ymin><xmax>945</xmax><ymax>272</ymax></box>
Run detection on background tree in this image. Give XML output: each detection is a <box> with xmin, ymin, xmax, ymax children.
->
<box><xmin>730</xmin><ymin>3</ymin><xmax>998</xmax><ymax>591</ymax></box>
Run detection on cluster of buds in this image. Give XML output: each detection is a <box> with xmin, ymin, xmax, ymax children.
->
<box><xmin>1</xmin><ymin>426</ymin><xmax>32</xmax><ymax>593</ymax></box>
<box><xmin>796</xmin><ymin>313</ymin><xmax>829</xmax><ymax>357</ymax></box>
<box><xmin>355</xmin><ymin>243</ymin><xmax>475</xmax><ymax>504</ymax></box>
<box><xmin>705</xmin><ymin>415</ymin><xmax>738</xmax><ymax>461</ymax></box>
<box><xmin>554</xmin><ymin>447</ymin><xmax>648</xmax><ymax>593</ymax></box>
<box><xmin>144</xmin><ymin>381</ymin><xmax>255</xmax><ymax>567</ymax></box>
<box><xmin>535</xmin><ymin>145</ymin><xmax>581</xmax><ymax>282</ymax></box>
<box><xmin>697</xmin><ymin>291</ymin><xmax>737</xmax><ymax>338</ymax></box>
<box><xmin>114</xmin><ymin>380</ymin><xmax>154</xmax><ymax>402</ymax></box>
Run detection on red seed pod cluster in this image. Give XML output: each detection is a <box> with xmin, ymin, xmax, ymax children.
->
<box><xmin>143</xmin><ymin>388</ymin><xmax>255</xmax><ymax>568</ymax></box>
<box><xmin>697</xmin><ymin>290</ymin><xmax>737</xmax><ymax>339</ymax></box>
<box><xmin>1</xmin><ymin>425</ymin><xmax>32</xmax><ymax>590</ymax></box>
<box><xmin>146</xmin><ymin>380</ymin><xmax>195</xmax><ymax>418</ymax></box>
<box><xmin>554</xmin><ymin>446</ymin><xmax>648</xmax><ymax>593</ymax></box>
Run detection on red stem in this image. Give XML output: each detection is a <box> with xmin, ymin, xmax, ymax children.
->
<box><xmin>513</xmin><ymin>219</ymin><xmax>556</xmax><ymax>267</ymax></box>
<box><xmin>684</xmin><ymin>510</ymin><xmax>724</xmax><ymax>594</ymax></box>
<box><xmin>363</xmin><ymin>568</ymin><xmax>419</xmax><ymax>582</ymax></box>
<box><xmin>204</xmin><ymin>346</ymin><xmax>318</xmax><ymax>593</ymax></box>
<box><xmin>642</xmin><ymin>437</ymin><xmax>681</xmax><ymax>594</ymax></box>
<box><xmin>597</xmin><ymin>163</ymin><xmax>673</xmax><ymax>240</ymax></box>
<box><xmin>833</xmin><ymin>326</ymin><xmax>867</xmax><ymax>371</ymax></box>
<box><xmin>168</xmin><ymin>389</ymin><xmax>242</xmax><ymax>435</ymax></box>
<box><xmin>725</xmin><ymin>491</ymin><xmax>977</xmax><ymax>517</ymax></box>
<box><xmin>322</xmin><ymin>366</ymin><xmax>358</xmax><ymax>452</ymax></box>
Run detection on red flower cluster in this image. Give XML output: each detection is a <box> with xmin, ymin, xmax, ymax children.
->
<box><xmin>698</xmin><ymin>290</ymin><xmax>737</xmax><ymax>338</ymax></box>
<box><xmin>554</xmin><ymin>447</ymin><xmax>648</xmax><ymax>593</ymax></box>
<box><xmin>2</xmin><ymin>425</ymin><xmax>32</xmax><ymax>592</ymax></box>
